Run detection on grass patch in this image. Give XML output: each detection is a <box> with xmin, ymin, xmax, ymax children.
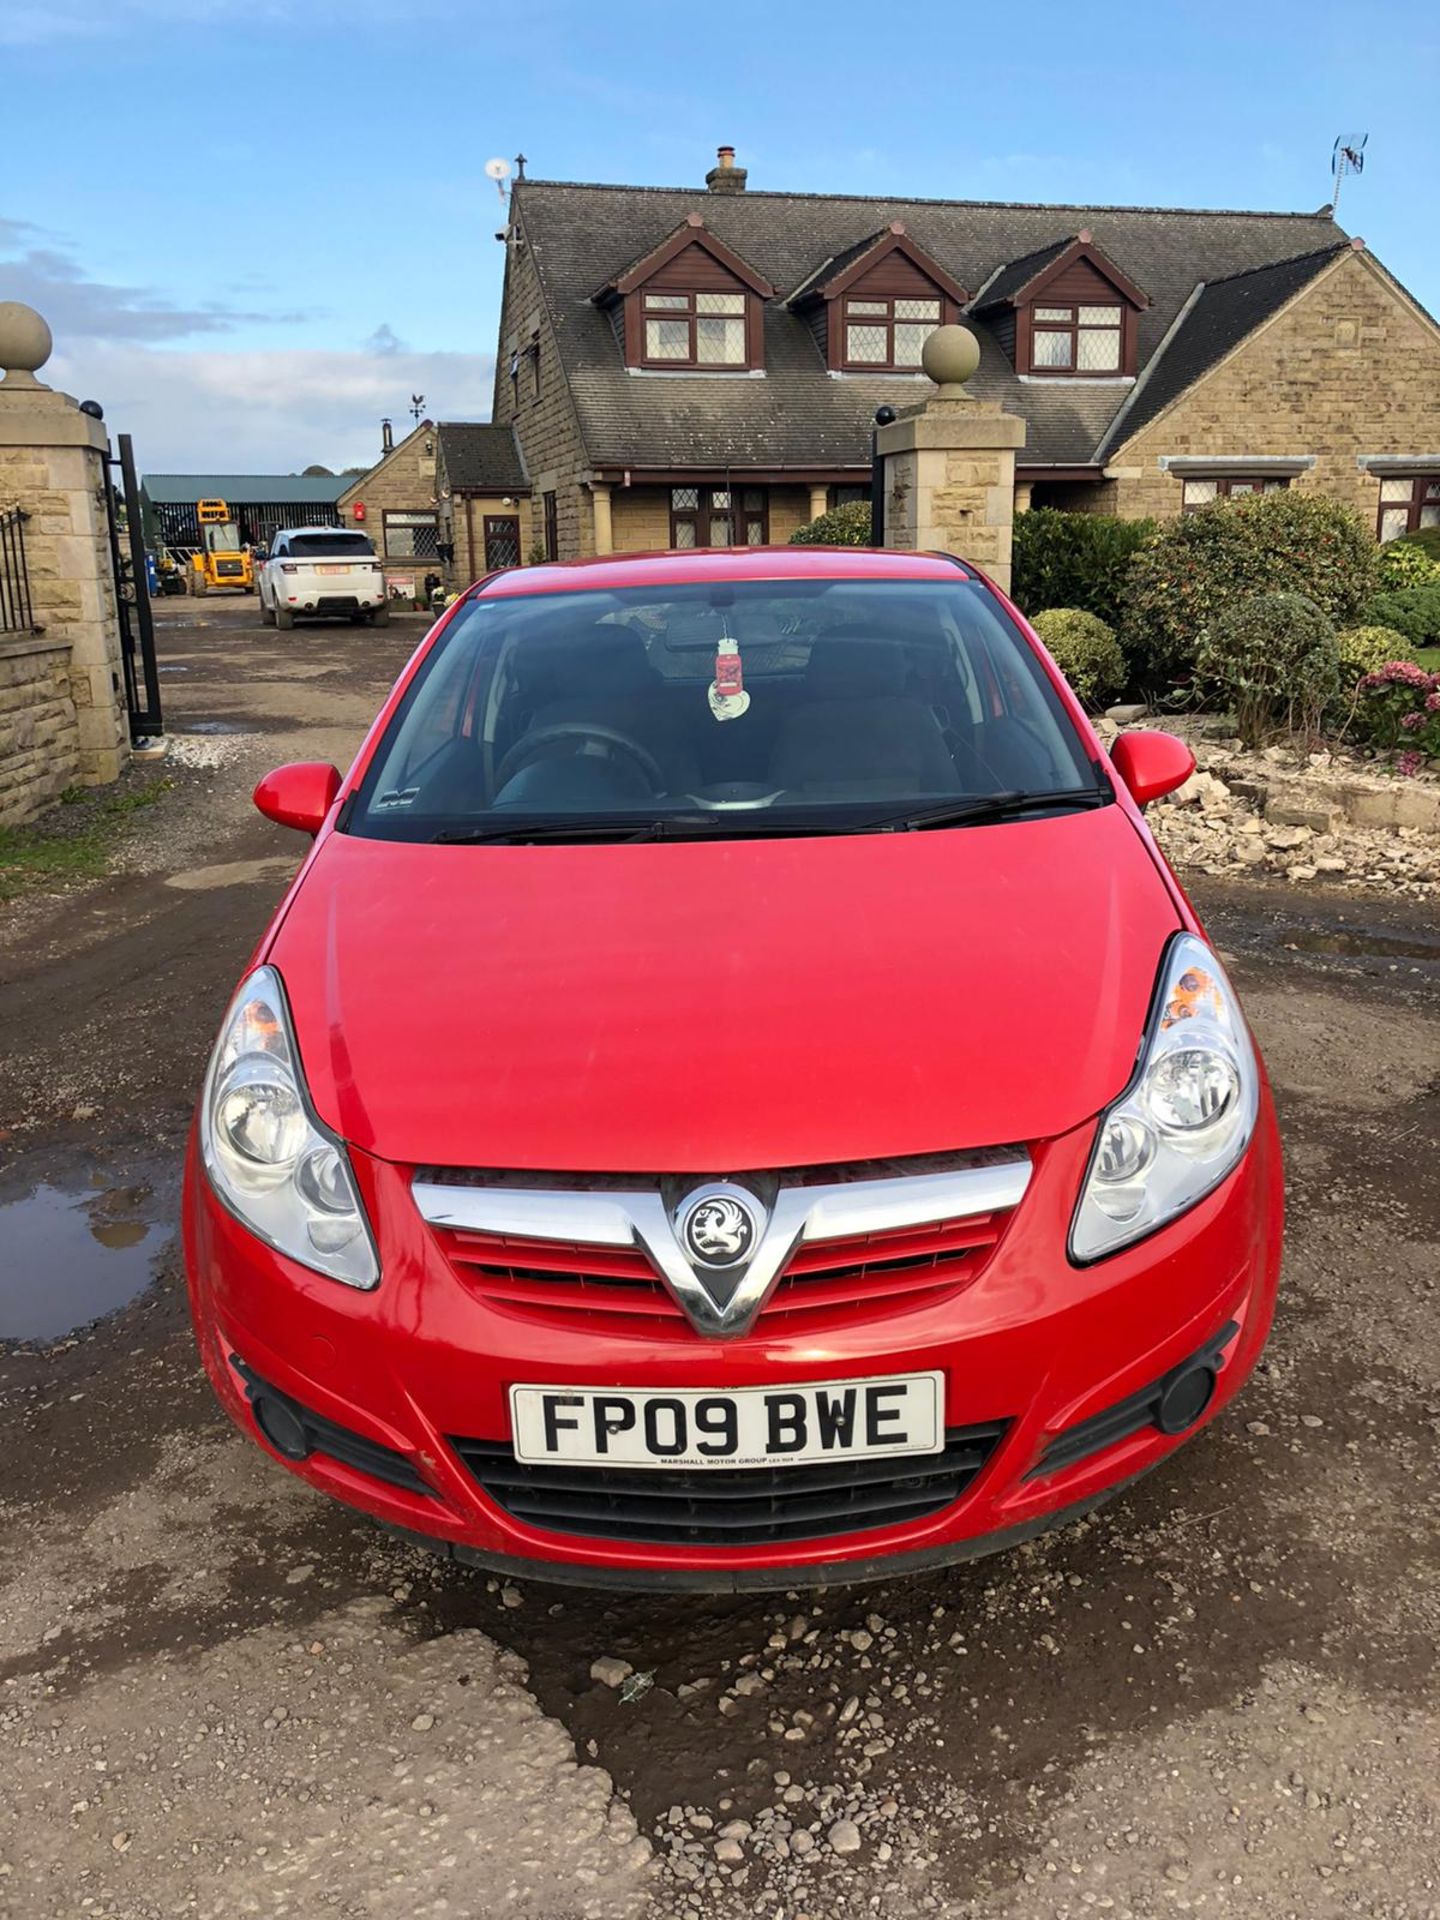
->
<box><xmin>0</xmin><ymin>777</ymin><xmax>171</xmax><ymax>903</ymax></box>
<box><xmin>1412</xmin><ymin>645</ymin><xmax>1440</xmax><ymax>674</ymax></box>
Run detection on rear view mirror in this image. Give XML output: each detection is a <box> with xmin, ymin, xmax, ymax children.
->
<box><xmin>1109</xmin><ymin>730</ymin><xmax>1195</xmax><ymax>808</ymax></box>
<box><xmin>253</xmin><ymin>762</ymin><xmax>341</xmax><ymax>835</ymax></box>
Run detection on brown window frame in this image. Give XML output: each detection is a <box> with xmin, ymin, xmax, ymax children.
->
<box><xmin>482</xmin><ymin>514</ymin><xmax>522</xmax><ymax>572</ymax></box>
<box><xmin>1180</xmin><ymin>475</ymin><xmax>1291</xmax><ymax>513</ymax></box>
<box><xmin>1025</xmin><ymin>302</ymin><xmax>1126</xmax><ymax>377</ymax></box>
<box><xmin>1376</xmin><ymin>474</ymin><xmax>1440</xmax><ymax>541</ymax></box>
<box><xmin>381</xmin><ymin>508</ymin><xmax>440</xmax><ymax>559</ymax></box>
<box><xmin>637</xmin><ymin>290</ymin><xmax>754</xmax><ymax>371</ymax></box>
<box><xmin>668</xmin><ymin>485</ymin><xmax>768</xmax><ymax>549</ymax></box>
<box><xmin>838</xmin><ymin>293</ymin><xmax>944</xmax><ymax>372</ymax></box>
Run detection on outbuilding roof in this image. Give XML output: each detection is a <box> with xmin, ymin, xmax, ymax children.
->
<box><xmin>435</xmin><ymin>423</ymin><xmax>528</xmax><ymax>491</ymax></box>
<box><xmin>140</xmin><ymin>473</ymin><xmax>349</xmax><ymax>505</ymax></box>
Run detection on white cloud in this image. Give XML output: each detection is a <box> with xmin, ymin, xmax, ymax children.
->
<box><xmin>45</xmin><ymin>341</ymin><xmax>496</xmax><ymax>472</ymax></box>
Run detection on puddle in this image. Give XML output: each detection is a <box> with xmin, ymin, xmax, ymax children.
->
<box><xmin>185</xmin><ymin>719</ymin><xmax>246</xmax><ymax>735</ymax></box>
<box><xmin>1284</xmin><ymin>928</ymin><xmax>1440</xmax><ymax>962</ymax></box>
<box><xmin>0</xmin><ymin>1179</ymin><xmax>170</xmax><ymax>1343</ymax></box>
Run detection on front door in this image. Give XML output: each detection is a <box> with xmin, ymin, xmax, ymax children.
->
<box><xmin>483</xmin><ymin>515</ymin><xmax>522</xmax><ymax>571</ymax></box>
<box><xmin>669</xmin><ymin>486</ymin><xmax>768</xmax><ymax>549</ymax></box>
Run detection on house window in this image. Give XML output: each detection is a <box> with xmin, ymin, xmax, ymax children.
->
<box><xmin>842</xmin><ymin>295</ymin><xmax>942</xmax><ymax>370</ymax></box>
<box><xmin>642</xmin><ymin>290</ymin><xmax>748</xmax><ymax>367</ymax></box>
<box><xmin>1181</xmin><ymin>476</ymin><xmax>1290</xmax><ymax>513</ymax></box>
<box><xmin>829</xmin><ymin>485</ymin><xmax>870</xmax><ymax>508</ymax></box>
<box><xmin>1029</xmin><ymin>303</ymin><xmax>1123</xmax><ymax>374</ymax></box>
<box><xmin>527</xmin><ymin>334</ymin><xmax>542</xmax><ymax>404</ymax></box>
<box><xmin>542</xmin><ymin>490</ymin><xmax>558</xmax><ymax>561</ymax></box>
<box><xmin>383</xmin><ymin>509</ymin><xmax>440</xmax><ymax>558</ymax></box>
<box><xmin>1377</xmin><ymin>475</ymin><xmax>1440</xmax><ymax>542</ymax></box>
<box><xmin>669</xmin><ymin>485</ymin><xmax>767</xmax><ymax>548</ymax></box>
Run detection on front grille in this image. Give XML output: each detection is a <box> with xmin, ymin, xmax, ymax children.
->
<box><xmin>434</xmin><ymin>1210</ymin><xmax>1006</xmax><ymax>1337</ymax></box>
<box><xmin>451</xmin><ymin>1423</ymin><xmax>1006</xmax><ymax>1546</ymax></box>
<box><xmin>230</xmin><ymin>1357</ymin><xmax>433</xmax><ymax>1498</ymax></box>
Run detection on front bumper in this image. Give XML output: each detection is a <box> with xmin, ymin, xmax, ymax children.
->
<box><xmin>183</xmin><ymin>1108</ymin><xmax>1283</xmax><ymax>1589</ymax></box>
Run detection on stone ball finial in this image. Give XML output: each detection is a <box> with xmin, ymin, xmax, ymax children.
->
<box><xmin>0</xmin><ymin>303</ymin><xmax>53</xmax><ymax>388</ymax></box>
<box><xmin>922</xmin><ymin>323</ymin><xmax>981</xmax><ymax>395</ymax></box>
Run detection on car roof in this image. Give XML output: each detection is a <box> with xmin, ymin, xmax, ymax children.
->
<box><xmin>478</xmin><ymin>544</ymin><xmax>973</xmax><ymax>599</ymax></box>
<box><xmin>273</xmin><ymin>526</ymin><xmax>372</xmax><ymax>540</ymax></box>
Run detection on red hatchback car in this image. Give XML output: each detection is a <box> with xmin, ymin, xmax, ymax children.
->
<box><xmin>184</xmin><ymin>546</ymin><xmax>1283</xmax><ymax>1590</ymax></box>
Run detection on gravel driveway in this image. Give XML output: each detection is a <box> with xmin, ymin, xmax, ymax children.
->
<box><xmin>0</xmin><ymin>599</ymin><xmax>1435</xmax><ymax>1919</ymax></box>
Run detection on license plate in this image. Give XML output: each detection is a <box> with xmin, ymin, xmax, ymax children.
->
<box><xmin>509</xmin><ymin>1372</ymin><xmax>944</xmax><ymax>1471</ymax></box>
<box><xmin>316</xmin><ymin>564</ymin><xmax>350</xmax><ymax>575</ymax></box>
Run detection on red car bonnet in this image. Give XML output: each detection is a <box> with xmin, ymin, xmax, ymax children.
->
<box><xmin>267</xmin><ymin>805</ymin><xmax>1178</xmax><ymax>1173</ymax></box>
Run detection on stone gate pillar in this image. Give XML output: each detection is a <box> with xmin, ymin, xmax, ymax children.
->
<box><xmin>875</xmin><ymin>325</ymin><xmax>1027</xmax><ymax>593</ymax></box>
<box><xmin>0</xmin><ymin>302</ymin><xmax>130</xmax><ymax>821</ymax></box>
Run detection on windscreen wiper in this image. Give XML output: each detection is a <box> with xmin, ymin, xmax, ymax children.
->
<box><xmin>431</xmin><ymin>816</ymin><xmax>891</xmax><ymax>846</ymax></box>
<box><xmin>880</xmin><ymin>786</ymin><xmax>1112</xmax><ymax>832</ymax></box>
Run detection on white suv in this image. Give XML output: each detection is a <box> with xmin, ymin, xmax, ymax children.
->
<box><xmin>258</xmin><ymin>528</ymin><xmax>389</xmax><ymax>629</ymax></box>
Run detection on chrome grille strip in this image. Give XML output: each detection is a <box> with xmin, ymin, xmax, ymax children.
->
<box><xmin>413</xmin><ymin>1158</ymin><xmax>1031</xmax><ymax>1340</ymax></box>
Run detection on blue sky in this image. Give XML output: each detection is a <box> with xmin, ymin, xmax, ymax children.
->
<box><xmin>2</xmin><ymin>0</ymin><xmax>1435</xmax><ymax>472</ymax></box>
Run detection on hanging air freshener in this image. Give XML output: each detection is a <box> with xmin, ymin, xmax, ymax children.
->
<box><xmin>708</xmin><ymin>635</ymin><xmax>751</xmax><ymax>721</ymax></box>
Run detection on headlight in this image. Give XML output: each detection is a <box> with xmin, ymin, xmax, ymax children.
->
<box><xmin>1070</xmin><ymin>933</ymin><xmax>1258</xmax><ymax>1261</ymax></box>
<box><xmin>200</xmin><ymin>965</ymin><xmax>379</xmax><ymax>1288</ymax></box>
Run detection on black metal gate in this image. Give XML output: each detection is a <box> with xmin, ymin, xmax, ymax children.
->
<box><xmin>0</xmin><ymin>507</ymin><xmax>39</xmax><ymax>635</ymax></box>
<box><xmin>100</xmin><ymin>430</ymin><xmax>163</xmax><ymax>742</ymax></box>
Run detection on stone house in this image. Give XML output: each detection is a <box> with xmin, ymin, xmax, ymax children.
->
<box><xmin>336</xmin><ymin>420</ymin><xmax>529</xmax><ymax>596</ymax></box>
<box><xmin>489</xmin><ymin>147</ymin><xmax>1440</xmax><ymax>558</ymax></box>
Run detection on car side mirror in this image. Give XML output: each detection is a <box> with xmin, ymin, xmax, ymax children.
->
<box><xmin>1109</xmin><ymin>730</ymin><xmax>1195</xmax><ymax>808</ymax></box>
<box><xmin>253</xmin><ymin>762</ymin><xmax>341</xmax><ymax>835</ymax></box>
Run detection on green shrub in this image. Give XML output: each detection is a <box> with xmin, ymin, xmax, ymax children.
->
<box><xmin>1196</xmin><ymin>592</ymin><xmax>1340</xmax><ymax>747</ymax></box>
<box><xmin>1121</xmin><ymin>492</ymin><xmax>1377</xmax><ymax>688</ymax></box>
<box><xmin>1011</xmin><ymin>510</ymin><xmax>1157</xmax><ymax>630</ymax></box>
<box><xmin>1361</xmin><ymin>585</ymin><xmax>1440</xmax><ymax>649</ymax></box>
<box><xmin>1376</xmin><ymin>538</ymin><xmax>1440</xmax><ymax>590</ymax></box>
<box><xmin>1396</xmin><ymin>526</ymin><xmax>1440</xmax><ymax>564</ymax></box>
<box><xmin>1334</xmin><ymin>625</ymin><xmax>1414</xmax><ymax>680</ymax></box>
<box><xmin>1030</xmin><ymin>608</ymin><xmax>1126</xmax><ymax>709</ymax></box>
<box><xmin>790</xmin><ymin>501</ymin><xmax>871</xmax><ymax>546</ymax></box>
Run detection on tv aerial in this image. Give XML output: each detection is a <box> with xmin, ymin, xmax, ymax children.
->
<box><xmin>1331</xmin><ymin>133</ymin><xmax>1367</xmax><ymax>214</ymax></box>
<box><xmin>485</xmin><ymin>156</ymin><xmax>512</xmax><ymax>202</ymax></box>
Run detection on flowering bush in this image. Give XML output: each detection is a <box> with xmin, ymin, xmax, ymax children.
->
<box><xmin>1029</xmin><ymin>608</ymin><xmax>1126</xmax><ymax>708</ymax></box>
<box><xmin>1196</xmin><ymin>592</ymin><xmax>1339</xmax><ymax>746</ymax></box>
<box><xmin>1353</xmin><ymin>660</ymin><xmax>1440</xmax><ymax>765</ymax></box>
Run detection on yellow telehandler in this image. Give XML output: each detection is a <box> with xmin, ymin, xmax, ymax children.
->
<box><xmin>188</xmin><ymin>499</ymin><xmax>255</xmax><ymax>595</ymax></box>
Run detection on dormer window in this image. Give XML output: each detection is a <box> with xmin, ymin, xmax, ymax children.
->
<box><xmin>843</xmin><ymin>295</ymin><xmax>943</xmax><ymax>369</ymax></box>
<box><xmin>643</xmin><ymin>289</ymin><xmax>748</xmax><ymax>367</ymax></box>
<box><xmin>785</xmin><ymin>224</ymin><xmax>967</xmax><ymax>375</ymax></box>
<box><xmin>970</xmin><ymin>233</ymin><xmax>1148</xmax><ymax>380</ymax></box>
<box><xmin>1030</xmin><ymin>303</ymin><xmax>1124</xmax><ymax>373</ymax></box>
<box><xmin>593</xmin><ymin>215</ymin><xmax>774</xmax><ymax>375</ymax></box>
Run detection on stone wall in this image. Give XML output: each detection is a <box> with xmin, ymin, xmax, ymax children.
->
<box><xmin>495</xmin><ymin>203</ymin><xmax>595</xmax><ymax>559</ymax></box>
<box><xmin>0</xmin><ymin>386</ymin><xmax>129</xmax><ymax>822</ymax></box>
<box><xmin>1108</xmin><ymin>251</ymin><xmax>1440</xmax><ymax>524</ymax></box>
<box><xmin>0</xmin><ymin>637</ymin><xmax>78</xmax><ymax>826</ymax></box>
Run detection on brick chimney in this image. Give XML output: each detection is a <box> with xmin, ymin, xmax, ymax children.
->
<box><xmin>705</xmin><ymin>145</ymin><xmax>747</xmax><ymax>193</ymax></box>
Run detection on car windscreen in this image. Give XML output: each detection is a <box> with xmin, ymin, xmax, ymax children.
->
<box><xmin>287</xmin><ymin>533</ymin><xmax>375</xmax><ymax>558</ymax></box>
<box><xmin>347</xmin><ymin>577</ymin><xmax>1100</xmax><ymax>842</ymax></box>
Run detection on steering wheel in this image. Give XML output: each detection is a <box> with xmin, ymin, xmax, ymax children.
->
<box><xmin>494</xmin><ymin>722</ymin><xmax>666</xmax><ymax>795</ymax></box>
